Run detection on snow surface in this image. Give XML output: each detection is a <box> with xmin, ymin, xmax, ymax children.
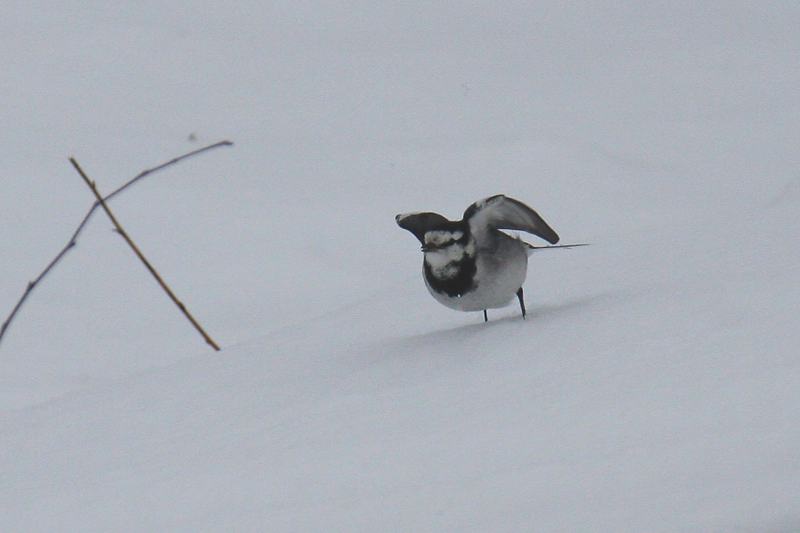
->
<box><xmin>2</xmin><ymin>2</ymin><xmax>799</xmax><ymax>531</ymax></box>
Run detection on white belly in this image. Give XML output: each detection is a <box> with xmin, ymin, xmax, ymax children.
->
<box><xmin>424</xmin><ymin>238</ymin><xmax>528</xmax><ymax>312</ymax></box>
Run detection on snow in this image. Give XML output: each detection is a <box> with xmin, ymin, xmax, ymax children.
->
<box><xmin>2</xmin><ymin>2</ymin><xmax>799</xmax><ymax>531</ymax></box>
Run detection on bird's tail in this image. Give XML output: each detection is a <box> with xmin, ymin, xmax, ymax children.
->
<box><xmin>524</xmin><ymin>242</ymin><xmax>590</xmax><ymax>255</ymax></box>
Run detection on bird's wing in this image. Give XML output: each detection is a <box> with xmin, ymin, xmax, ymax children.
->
<box><xmin>463</xmin><ymin>195</ymin><xmax>559</xmax><ymax>244</ymax></box>
<box><xmin>395</xmin><ymin>212</ymin><xmax>449</xmax><ymax>244</ymax></box>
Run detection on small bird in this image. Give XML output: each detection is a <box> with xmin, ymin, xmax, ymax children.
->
<box><xmin>396</xmin><ymin>194</ymin><xmax>560</xmax><ymax>322</ymax></box>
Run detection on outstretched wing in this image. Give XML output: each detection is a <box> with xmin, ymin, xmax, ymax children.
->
<box><xmin>395</xmin><ymin>212</ymin><xmax>449</xmax><ymax>244</ymax></box>
<box><xmin>463</xmin><ymin>194</ymin><xmax>559</xmax><ymax>244</ymax></box>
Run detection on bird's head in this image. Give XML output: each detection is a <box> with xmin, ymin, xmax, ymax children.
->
<box><xmin>396</xmin><ymin>212</ymin><xmax>474</xmax><ymax>266</ymax></box>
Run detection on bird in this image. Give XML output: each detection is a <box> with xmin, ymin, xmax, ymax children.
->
<box><xmin>396</xmin><ymin>194</ymin><xmax>560</xmax><ymax>322</ymax></box>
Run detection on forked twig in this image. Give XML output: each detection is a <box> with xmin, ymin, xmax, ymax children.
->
<box><xmin>69</xmin><ymin>158</ymin><xmax>221</xmax><ymax>351</ymax></box>
<box><xmin>0</xmin><ymin>140</ymin><xmax>232</xmax><ymax>346</ymax></box>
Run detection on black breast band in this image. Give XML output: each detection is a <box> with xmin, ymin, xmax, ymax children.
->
<box><xmin>424</xmin><ymin>257</ymin><xmax>477</xmax><ymax>297</ymax></box>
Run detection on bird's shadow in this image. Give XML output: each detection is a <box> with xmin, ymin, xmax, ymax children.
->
<box><xmin>385</xmin><ymin>291</ymin><xmax>621</xmax><ymax>352</ymax></box>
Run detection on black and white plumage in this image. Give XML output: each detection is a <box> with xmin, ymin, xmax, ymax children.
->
<box><xmin>395</xmin><ymin>195</ymin><xmax>560</xmax><ymax>321</ymax></box>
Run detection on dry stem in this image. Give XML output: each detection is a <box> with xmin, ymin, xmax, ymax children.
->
<box><xmin>69</xmin><ymin>158</ymin><xmax>221</xmax><ymax>351</ymax></box>
<box><xmin>0</xmin><ymin>140</ymin><xmax>232</xmax><ymax>346</ymax></box>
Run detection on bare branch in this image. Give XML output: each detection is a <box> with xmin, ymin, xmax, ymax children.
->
<box><xmin>0</xmin><ymin>140</ymin><xmax>232</xmax><ymax>347</ymax></box>
<box><xmin>105</xmin><ymin>140</ymin><xmax>233</xmax><ymax>203</ymax></box>
<box><xmin>69</xmin><ymin>158</ymin><xmax>221</xmax><ymax>351</ymax></box>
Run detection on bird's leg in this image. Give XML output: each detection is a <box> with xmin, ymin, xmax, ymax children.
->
<box><xmin>516</xmin><ymin>287</ymin><xmax>526</xmax><ymax>319</ymax></box>
<box><xmin>483</xmin><ymin>309</ymin><xmax>488</xmax><ymax>322</ymax></box>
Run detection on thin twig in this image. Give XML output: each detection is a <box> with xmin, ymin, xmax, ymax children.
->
<box><xmin>69</xmin><ymin>158</ymin><xmax>221</xmax><ymax>351</ymax></box>
<box><xmin>0</xmin><ymin>140</ymin><xmax>232</xmax><ymax>346</ymax></box>
<box><xmin>105</xmin><ymin>140</ymin><xmax>233</xmax><ymax>203</ymax></box>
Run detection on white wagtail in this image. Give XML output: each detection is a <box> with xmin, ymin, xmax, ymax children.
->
<box><xmin>396</xmin><ymin>194</ymin><xmax>566</xmax><ymax>322</ymax></box>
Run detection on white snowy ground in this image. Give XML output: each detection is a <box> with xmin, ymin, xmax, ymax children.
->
<box><xmin>2</xmin><ymin>2</ymin><xmax>799</xmax><ymax>531</ymax></box>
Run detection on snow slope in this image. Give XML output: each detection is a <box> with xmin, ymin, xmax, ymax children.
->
<box><xmin>2</xmin><ymin>2</ymin><xmax>799</xmax><ymax>531</ymax></box>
